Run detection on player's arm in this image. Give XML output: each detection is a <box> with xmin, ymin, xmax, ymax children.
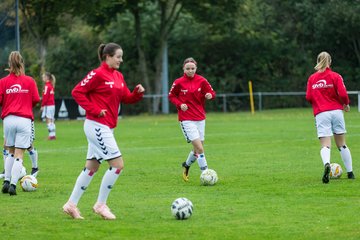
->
<box><xmin>122</xmin><ymin>83</ymin><xmax>144</xmax><ymax>104</ymax></box>
<box><xmin>72</xmin><ymin>71</ymin><xmax>102</xmax><ymax>116</ymax></box>
<box><xmin>168</xmin><ymin>82</ymin><xmax>182</xmax><ymax>109</ymax></box>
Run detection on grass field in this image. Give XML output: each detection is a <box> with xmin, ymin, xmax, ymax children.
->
<box><xmin>1</xmin><ymin>108</ymin><xmax>360</xmax><ymax>240</ymax></box>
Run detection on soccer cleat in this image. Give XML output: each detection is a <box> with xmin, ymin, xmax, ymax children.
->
<box><xmin>322</xmin><ymin>163</ymin><xmax>331</xmax><ymax>184</ymax></box>
<box><xmin>2</xmin><ymin>180</ymin><xmax>10</xmax><ymax>194</ymax></box>
<box><xmin>347</xmin><ymin>171</ymin><xmax>355</xmax><ymax>179</ymax></box>
<box><xmin>8</xmin><ymin>184</ymin><xmax>17</xmax><ymax>196</ymax></box>
<box><xmin>93</xmin><ymin>202</ymin><xmax>116</xmax><ymax>220</ymax></box>
<box><xmin>182</xmin><ymin>162</ymin><xmax>190</xmax><ymax>182</ymax></box>
<box><xmin>31</xmin><ymin>168</ymin><xmax>39</xmax><ymax>177</ymax></box>
<box><xmin>63</xmin><ymin>201</ymin><xmax>84</xmax><ymax>220</ymax></box>
<box><xmin>48</xmin><ymin>136</ymin><xmax>56</xmax><ymax>140</ymax></box>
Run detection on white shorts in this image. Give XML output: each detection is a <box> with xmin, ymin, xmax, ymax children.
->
<box><xmin>315</xmin><ymin>110</ymin><xmax>346</xmax><ymax>138</ymax></box>
<box><xmin>84</xmin><ymin>119</ymin><xmax>121</xmax><ymax>162</ymax></box>
<box><xmin>3</xmin><ymin>115</ymin><xmax>32</xmax><ymax>149</ymax></box>
<box><xmin>180</xmin><ymin>120</ymin><xmax>205</xmax><ymax>143</ymax></box>
<box><xmin>41</xmin><ymin>105</ymin><xmax>55</xmax><ymax>120</ymax></box>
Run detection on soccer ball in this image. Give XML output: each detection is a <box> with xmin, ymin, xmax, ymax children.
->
<box><xmin>200</xmin><ymin>169</ymin><xmax>218</xmax><ymax>186</ymax></box>
<box><xmin>171</xmin><ymin>197</ymin><xmax>193</xmax><ymax>220</ymax></box>
<box><xmin>19</xmin><ymin>166</ymin><xmax>27</xmax><ymax>180</ymax></box>
<box><xmin>330</xmin><ymin>163</ymin><xmax>343</xmax><ymax>179</ymax></box>
<box><xmin>20</xmin><ymin>175</ymin><xmax>38</xmax><ymax>191</ymax></box>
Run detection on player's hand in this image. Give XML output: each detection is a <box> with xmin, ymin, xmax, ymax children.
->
<box><xmin>180</xmin><ymin>104</ymin><xmax>188</xmax><ymax>111</ymax></box>
<box><xmin>205</xmin><ymin>93</ymin><xmax>212</xmax><ymax>100</ymax></box>
<box><xmin>135</xmin><ymin>84</ymin><xmax>145</xmax><ymax>93</ymax></box>
<box><xmin>344</xmin><ymin>104</ymin><xmax>350</xmax><ymax>112</ymax></box>
<box><xmin>99</xmin><ymin>109</ymin><xmax>107</xmax><ymax>117</ymax></box>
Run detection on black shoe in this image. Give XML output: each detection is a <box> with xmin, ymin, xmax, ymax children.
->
<box><xmin>8</xmin><ymin>184</ymin><xmax>16</xmax><ymax>196</ymax></box>
<box><xmin>2</xmin><ymin>180</ymin><xmax>10</xmax><ymax>193</ymax></box>
<box><xmin>31</xmin><ymin>168</ymin><xmax>39</xmax><ymax>177</ymax></box>
<box><xmin>347</xmin><ymin>171</ymin><xmax>355</xmax><ymax>179</ymax></box>
<box><xmin>322</xmin><ymin>163</ymin><xmax>331</xmax><ymax>184</ymax></box>
<box><xmin>182</xmin><ymin>162</ymin><xmax>190</xmax><ymax>182</ymax></box>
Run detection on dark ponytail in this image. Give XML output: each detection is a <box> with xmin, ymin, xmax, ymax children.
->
<box><xmin>97</xmin><ymin>43</ymin><xmax>122</xmax><ymax>63</ymax></box>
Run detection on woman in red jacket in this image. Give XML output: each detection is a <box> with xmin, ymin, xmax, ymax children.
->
<box><xmin>169</xmin><ymin>57</ymin><xmax>216</xmax><ymax>182</ymax></box>
<box><xmin>41</xmin><ymin>72</ymin><xmax>56</xmax><ymax>140</ymax></box>
<box><xmin>0</xmin><ymin>51</ymin><xmax>40</xmax><ymax>195</ymax></box>
<box><xmin>63</xmin><ymin>43</ymin><xmax>145</xmax><ymax>220</ymax></box>
<box><xmin>306</xmin><ymin>51</ymin><xmax>354</xmax><ymax>184</ymax></box>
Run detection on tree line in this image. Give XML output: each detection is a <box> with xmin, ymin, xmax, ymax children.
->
<box><xmin>1</xmin><ymin>0</ymin><xmax>359</xmax><ymax>113</ymax></box>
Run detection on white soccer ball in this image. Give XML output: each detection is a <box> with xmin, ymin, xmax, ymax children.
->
<box><xmin>171</xmin><ymin>197</ymin><xmax>193</xmax><ymax>220</ymax></box>
<box><xmin>19</xmin><ymin>166</ymin><xmax>27</xmax><ymax>180</ymax></box>
<box><xmin>20</xmin><ymin>175</ymin><xmax>38</xmax><ymax>192</ymax></box>
<box><xmin>330</xmin><ymin>163</ymin><xmax>343</xmax><ymax>179</ymax></box>
<box><xmin>200</xmin><ymin>169</ymin><xmax>218</xmax><ymax>186</ymax></box>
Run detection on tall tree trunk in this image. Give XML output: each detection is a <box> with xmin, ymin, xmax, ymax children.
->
<box><xmin>132</xmin><ymin>4</ymin><xmax>152</xmax><ymax>112</ymax></box>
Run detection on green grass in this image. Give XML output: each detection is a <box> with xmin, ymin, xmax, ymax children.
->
<box><xmin>1</xmin><ymin>108</ymin><xmax>360</xmax><ymax>239</ymax></box>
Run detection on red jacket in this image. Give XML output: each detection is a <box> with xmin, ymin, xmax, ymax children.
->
<box><xmin>72</xmin><ymin>62</ymin><xmax>143</xmax><ymax>129</ymax></box>
<box><xmin>0</xmin><ymin>73</ymin><xmax>40</xmax><ymax>120</ymax></box>
<box><xmin>41</xmin><ymin>81</ymin><xmax>55</xmax><ymax>106</ymax></box>
<box><xmin>306</xmin><ymin>67</ymin><xmax>349</xmax><ymax>116</ymax></box>
<box><xmin>169</xmin><ymin>73</ymin><xmax>216</xmax><ymax>121</ymax></box>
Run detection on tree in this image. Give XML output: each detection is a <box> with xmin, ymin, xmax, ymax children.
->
<box><xmin>19</xmin><ymin>0</ymin><xmax>75</xmax><ymax>74</ymax></box>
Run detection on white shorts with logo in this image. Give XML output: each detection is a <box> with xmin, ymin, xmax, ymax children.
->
<box><xmin>315</xmin><ymin>110</ymin><xmax>346</xmax><ymax>138</ymax></box>
<box><xmin>41</xmin><ymin>105</ymin><xmax>55</xmax><ymax>120</ymax></box>
<box><xmin>84</xmin><ymin>119</ymin><xmax>121</xmax><ymax>162</ymax></box>
<box><xmin>3</xmin><ymin>115</ymin><xmax>32</xmax><ymax>149</ymax></box>
<box><xmin>180</xmin><ymin>120</ymin><xmax>205</xmax><ymax>143</ymax></box>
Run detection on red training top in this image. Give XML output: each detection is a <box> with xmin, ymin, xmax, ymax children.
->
<box><xmin>41</xmin><ymin>81</ymin><xmax>55</xmax><ymax>106</ymax></box>
<box><xmin>306</xmin><ymin>67</ymin><xmax>349</xmax><ymax>116</ymax></box>
<box><xmin>72</xmin><ymin>62</ymin><xmax>144</xmax><ymax>129</ymax></box>
<box><xmin>169</xmin><ymin>73</ymin><xmax>216</xmax><ymax>121</ymax></box>
<box><xmin>0</xmin><ymin>73</ymin><xmax>40</xmax><ymax>120</ymax></box>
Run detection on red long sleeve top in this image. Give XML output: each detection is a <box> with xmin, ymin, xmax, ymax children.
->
<box><xmin>41</xmin><ymin>81</ymin><xmax>55</xmax><ymax>106</ymax></box>
<box><xmin>72</xmin><ymin>62</ymin><xmax>143</xmax><ymax>129</ymax></box>
<box><xmin>306</xmin><ymin>67</ymin><xmax>349</xmax><ymax>116</ymax></box>
<box><xmin>0</xmin><ymin>73</ymin><xmax>40</xmax><ymax>120</ymax></box>
<box><xmin>169</xmin><ymin>73</ymin><xmax>216</xmax><ymax>121</ymax></box>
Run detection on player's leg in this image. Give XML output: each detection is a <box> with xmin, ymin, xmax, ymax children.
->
<box><xmin>2</xmin><ymin>147</ymin><xmax>14</xmax><ymax>194</ymax></box>
<box><xmin>46</xmin><ymin>106</ymin><xmax>56</xmax><ymax>140</ymax></box>
<box><xmin>63</xmin><ymin>159</ymin><xmax>99</xmax><ymax>219</ymax></box>
<box><xmin>316</xmin><ymin>112</ymin><xmax>332</xmax><ymax>184</ymax></box>
<box><xmin>93</xmin><ymin>156</ymin><xmax>123</xmax><ymax>220</ymax></box>
<box><xmin>334</xmin><ymin>134</ymin><xmax>354</xmax><ymax>179</ymax></box>
<box><xmin>332</xmin><ymin>110</ymin><xmax>354</xmax><ymax>179</ymax></box>
<box><xmin>92</xmin><ymin>125</ymin><xmax>122</xmax><ymax>220</ymax></box>
<box><xmin>27</xmin><ymin>145</ymin><xmax>39</xmax><ymax>176</ymax></box>
<box><xmin>319</xmin><ymin>137</ymin><xmax>331</xmax><ymax>184</ymax></box>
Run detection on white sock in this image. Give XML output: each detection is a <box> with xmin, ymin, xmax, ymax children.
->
<box><xmin>3</xmin><ymin>149</ymin><xmax>9</xmax><ymax>166</ymax></box>
<box><xmin>4</xmin><ymin>154</ymin><xmax>14</xmax><ymax>181</ymax></box>
<box><xmin>185</xmin><ymin>151</ymin><xmax>197</xmax><ymax>166</ymax></box>
<box><xmin>339</xmin><ymin>145</ymin><xmax>353</xmax><ymax>172</ymax></box>
<box><xmin>69</xmin><ymin>168</ymin><xmax>95</xmax><ymax>205</ymax></box>
<box><xmin>320</xmin><ymin>147</ymin><xmax>331</xmax><ymax>165</ymax></box>
<box><xmin>197</xmin><ymin>153</ymin><xmax>208</xmax><ymax>172</ymax></box>
<box><xmin>10</xmin><ymin>158</ymin><xmax>23</xmax><ymax>185</ymax></box>
<box><xmin>97</xmin><ymin>167</ymin><xmax>122</xmax><ymax>204</ymax></box>
<box><xmin>28</xmin><ymin>148</ymin><xmax>38</xmax><ymax>169</ymax></box>
<box><xmin>48</xmin><ymin>123</ymin><xmax>56</xmax><ymax>137</ymax></box>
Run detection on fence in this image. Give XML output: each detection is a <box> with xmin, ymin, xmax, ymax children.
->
<box><xmin>51</xmin><ymin>91</ymin><xmax>360</xmax><ymax>120</ymax></box>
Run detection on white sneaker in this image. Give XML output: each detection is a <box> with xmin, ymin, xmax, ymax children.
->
<box><xmin>63</xmin><ymin>201</ymin><xmax>84</xmax><ymax>220</ymax></box>
<box><xmin>93</xmin><ymin>202</ymin><xmax>116</xmax><ymax>220</ymax></box>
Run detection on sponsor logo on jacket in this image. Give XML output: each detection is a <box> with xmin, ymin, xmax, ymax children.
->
<box><xmin>6</xmin><ymin>84</ymin><xmax>29</xmax><ymax>94</ymax></box>
<box><xmin>312</xmin><ymin>80</ymin><xmax>333</xmax><ymax>89</ymax></box>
